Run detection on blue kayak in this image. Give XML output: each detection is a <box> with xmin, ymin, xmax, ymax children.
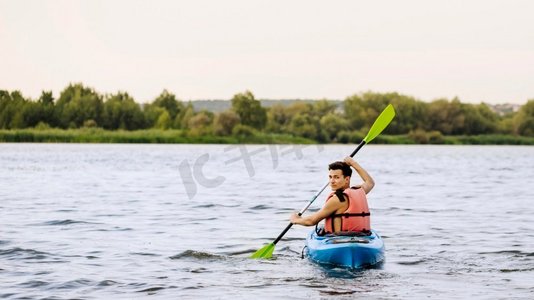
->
<box><xmin>305</xmin><ymin>229</ymin><xmax>385</xmax><ymax>269</ymax></box>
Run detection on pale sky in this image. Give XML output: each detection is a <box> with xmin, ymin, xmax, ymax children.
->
<box><xmin>1</xmin><ymin>0</ymin><xmax>533</xmax><ymax>104</ymax></box>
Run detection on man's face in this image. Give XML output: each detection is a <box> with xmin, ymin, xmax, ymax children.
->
<box><xmin>329</xmin><ymin>169</ymin><xmax>349</xmax><ymax>190</ymax></box>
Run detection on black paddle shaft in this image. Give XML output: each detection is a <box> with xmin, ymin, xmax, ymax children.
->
<box><xmin>273</xmin><ymin>222</ymin><xmax>295</xmax><ymax>245</ymax></box>
<box><xmin>272</xmin><ymin>140</ymin><xmax>367</xmax><ymax>245</ymax></box>
<box><xmin>349</xmin><ymin>140</ymin><xmax>366</xmax><ymax>158</ymax></box>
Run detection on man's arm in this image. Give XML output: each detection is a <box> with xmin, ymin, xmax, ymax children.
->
<box><xmin>290</xmin><ymin>195</ymin><xmax>343</xmax><ymax>226</ymax></box>
<box><xmin>344</xmin><ymin>157</ymin><xmax>375</xmax><ymax>194</ymax></box>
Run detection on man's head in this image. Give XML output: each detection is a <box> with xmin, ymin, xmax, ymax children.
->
<box><xmin>328</xmin><ymin>161</ymin><xmax>351</xmax><ymax>190</ymax></box>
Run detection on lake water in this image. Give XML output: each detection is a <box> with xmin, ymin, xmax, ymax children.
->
<box><xmin>1</xmin><ymin>144</ymin><xmax>533</xmax><ymax>299</ymax></box>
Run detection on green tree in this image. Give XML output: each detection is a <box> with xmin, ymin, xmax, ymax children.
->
<box><xmin>497</xmin><ymin>115</ymin><xmax>515</xmax><ymax>134</ymax></box>
<box><xmin>320</xmin><ymin>112</ymin><xmax>349</xmax><ymax>141</ymax></box>
<box><xmin>145</xmin><ymin>90</ymin><xmax>184</xmax><ymax>128</ymax></box>
<box><xmin>10</xmin><ymin>110</ymin><xmax>26</xmax><ymax>128</ymax></box>
<box><xmin>155</xmin><ymin>110</ymin><xmax>172</xmax><ymax>129</ymax></box>
<box><xmin>344</xmin><ymin>92</ymin><xmax>387</xmax><ymax>131</ymax></box>
<box><xmin>55</xmin><ymin>83</ymin><xmax>104</xmax><ymax>128</ymax></box>
<box><xmin>426</xmin><ymin>98</ymin><xmax>466</xmax><ymax>134</ymax></box>
<box><xmin>313</xmin><ymin>99</ymin><xmax>338</xmax><ymax>116</ymax></box>
<box><xmin>20</xmin><ymin>101</ymin><xmax>43</xmax><ymax>128</ymax></box>
<box><xmin>425</xmin><ymin>98</ymin><xmax>499</xmax><ymax>135</ymax></box>
<box><xmin>266</xmin><ymin>104</ymin><xmax>291</xmax><ymax>133</ymax></box>
<box><xmin>268</xmin><ymin>100</ymin><xmax>329</xmax><ymax>141</ymax></box>
<box><xmin>213</xmin><ymin>110</ymin><xmax>240</xmax><ymax>136</ymax></box>
<box><xmin>152</xmin><ymin>90</ymin><xmax>184</xmax><ymax>119</ymax></box>
<box><xmin>266</xmin><ymin>101</ymin><xmax>333</xmax><ymax>135</ymax></box>
<box><xmin>0</xmin><ymin>90</ymin><xmax>10</xmax><ymax>128</ymax></box>
<box><xmin>179</xmin><ymin>103</ymin><xmax>195</xmax><ymax>129</ymax></box>
<box><xmin>232</xmin><ymin>124</ymin><xmax>258</xmax><ymax>138</ymax></box>
<box><xmin>462</xmin><ymin>103</ymin><xmax>498</xmax><ymax>134</ymax></box>
<box><xmin>388</xmin><ymin>95</ymin><xmax>427</xmax><ymax>134</ymax></box>
<box><xmin>231</xmin><ymin>91</ymin><xmax>267</xmax><ymax>130</ymax></box>
<box><xmin>103</xmin><ymin>92</ymin><xmax>145</xmax><ymax>130</ymax></box>
<box><xmin>289</xmin><ymin>114</ymin><xmax>320</xmax><ymax>140</ymax></box>
<box><xmin>344</xmin><ymin>91</ymin><xmax>426</xmax><ymax>134</ymax></box>
<box><xmin>0</xmin><ymin>91</ymin><xmax>39</xmax><ymax>129</ymax></box>
<box><xmin>37</xmin><ymin>91</ymin><xmax>56</xmax><ymax>127</ymax></box>
<box><xmin>514</xmin><ymin>100</ymin><xmax>534</xmax><ymax>136</ymax></box>
<box><xmin>0</xmin><ymin>91</ymin><xmax>19</xmax><ymax>128</ymax></box>
<box><xmin>188</xmin><ymin>111</ymin><xmax>213</xmax><ymax>136</ymax></box>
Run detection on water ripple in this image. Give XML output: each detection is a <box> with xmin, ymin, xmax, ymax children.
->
<box><xmin>169</xmin><ymin>250</ymin><xmax>225</xmax><ymax>261</ymax></box>
<box><xmin>249</xmin><ymin>204</ymin><xmax>274</xmax><ymax>210</ymax></box>
<box><xmin>39</xmin><ymin>219</ymin><xmax>99</xmax><ymax>226</ymax></box>
<box><xmin>137</xmin><ymin>286</ymin><xmax>167</xmax><ymax>293</ymax></box>
<box><xmin>130</xmin><ymin>252</ymin><xmax>161</xmax><ymax>257</ymax></box>
<box><xmin>0</xmin><ymin>248</ymin><xmax>54</xmax><ymax>260</ymax></box>
<box><xmin>479</xmin><ymin>250</ymin><xmax>534</xmax><ymax>257</ymax></box>
<box><xmin>17</xmin><ymin>280</ymin><xmax>50</xmax><ymax>288</ymax></box>
<box><xmin>97</xmin><ymin>280</ymin><xmax>119</xmax><ymax>287</ymax></box>
<box><xmin>499</xmin><ymin>268</ymin><xmax>534</xmax><ymax>273</ymax></box>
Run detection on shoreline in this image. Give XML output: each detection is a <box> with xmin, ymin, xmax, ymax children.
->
<box><xmin>1</xmin><ymin>129</ymin><xmax>534</xmax><ymax>145</ymax></box>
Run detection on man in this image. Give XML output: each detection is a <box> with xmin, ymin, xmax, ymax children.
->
<box><xmin>290</xmin><ymin>156</ymin><xmax>374</xmax><ymax>234</ymax></box>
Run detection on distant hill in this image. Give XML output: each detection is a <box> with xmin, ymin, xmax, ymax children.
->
<box><xmin>188</xmin><ymin>99</ymin><xmax>521</xmax><ymax>116</ymax></box>
<box><xmin>188</xmin><ymin>99</ymin><xmax>343</xmax><ymax>112</ymax></box>
<box><xmin>487</xmin><ymin>103</ymin><xmax>521</xmax><ymax>116</ymax></box>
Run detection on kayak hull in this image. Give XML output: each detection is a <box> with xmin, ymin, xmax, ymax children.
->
<box><xmin>305</xmin><ymin>229</ymin><xmax>385</xmax><ymax>269</ymax></box>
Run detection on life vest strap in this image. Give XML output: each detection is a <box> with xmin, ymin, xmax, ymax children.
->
<box><xmin>335</xmin><ymin>189</ymin><xmax>346</xmax><ymax>202</ymax></box>
<box><xmin>331</xmin><ymin>212</ymin><xmax>371</xmax><ymax>218</ymax></box>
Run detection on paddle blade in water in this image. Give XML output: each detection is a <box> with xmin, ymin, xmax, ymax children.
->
<box><xmin>363</xmin><ymin>104</ymin><xmax>396</xmax><ymax>143</ymax></box>
<box><xmin>250</xmin><ymin>243</ymin><xmax>275</xmax><ymax>259</ymax></box>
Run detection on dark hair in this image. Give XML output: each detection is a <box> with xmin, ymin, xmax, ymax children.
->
<box><xmin>328</xmin><ymin>161</ymin><xmax>352</xmax><ymax>177</ymax></box>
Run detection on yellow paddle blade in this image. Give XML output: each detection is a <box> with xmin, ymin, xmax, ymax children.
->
<box><xmin>250</xmin><ymin>243</ymin><xmax>275</xmax><ymax>259</ymax></box>
<box><xmin>363</xmin><ymin>104</ymin><xmax>396</xmax><ymax>143</ymax></box>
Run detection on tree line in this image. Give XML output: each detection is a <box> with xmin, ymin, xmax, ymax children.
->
<box><xmin>1</xmin><ymin>83</ymin><xmax>533</xmax><ymax>142</ymax></box>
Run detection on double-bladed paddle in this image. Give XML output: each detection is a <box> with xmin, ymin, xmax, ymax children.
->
<box><xmin>250</xmin><ymin>104</ymin><xmax>396</xmax><ymax>259</ymax></box>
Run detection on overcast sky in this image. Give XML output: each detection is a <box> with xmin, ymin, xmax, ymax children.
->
<box><xmin>1</xmin><ymin>0</ymin><xmax>533</xmax><ymax>104</ymax></box>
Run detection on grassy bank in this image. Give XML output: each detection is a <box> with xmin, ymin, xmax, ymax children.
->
<box><xmin>443</xmin><ymin>134</ymin><xmax>534</xmax><ymax>145</ymax></box>
<box><xmin>371</xmin><ymin>134</ymin><xmax>534</xmax><ymax>145</ymax></box>
<box><xmin>1</xmin><ymin>129</ymin><xmax>534</xmax><ymax>145</ymax></box>
<box><xmin>0</xmin><ymin>128</ymin><xmax>315</xmax><ymax>144</ymax></box>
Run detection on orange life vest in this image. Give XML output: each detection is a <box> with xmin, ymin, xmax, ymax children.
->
<box><xmin>324</xmin><ymin>187</ymin><xmax>371</xmax><ymax>233</ymax></box>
